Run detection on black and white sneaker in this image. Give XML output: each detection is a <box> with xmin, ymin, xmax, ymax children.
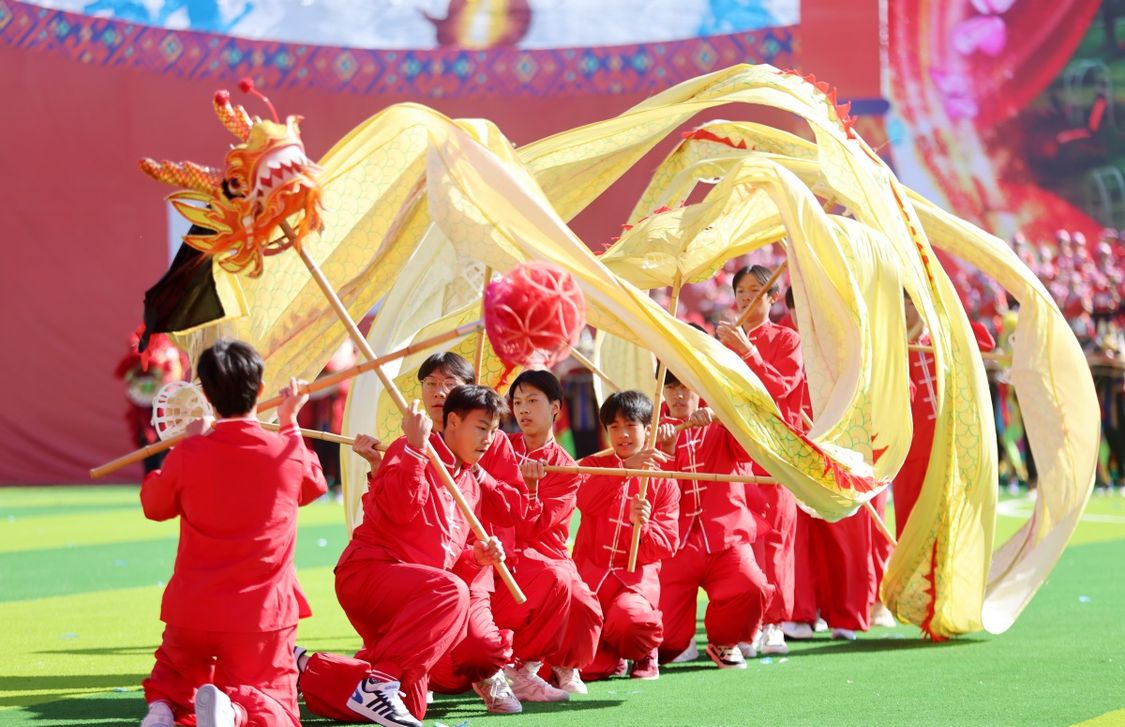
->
<box><xmin>346</xmin><ymin>676</ymin><xmax>422</xmax><ymax>727</ymax></box>
<box><xmin>706</xmin><ymin>643</ymin><xmax>747</xmax><ymax>670</ymax></box>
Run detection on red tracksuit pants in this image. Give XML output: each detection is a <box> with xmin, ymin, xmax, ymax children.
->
<box><xmin>749</xmin><ymin>483</ymin><xmax>797</xmax><ymax>624</ymax></box>
<box><xmin>791</xmin><ymin>508</ymin><xmax>819</xmax><ymax>624</ymax></box>
<box><xmin>580</xmin><ymin>576</ymin><xmax>663</xmax><ymax>682</ymax></box>
<box><xmin>428</xmin><ymin>584</ymin><xmax>514</xmax><ymax>694</ymax></box>
<box><xmin>541</xmin><ymin>557</ymin><xmax>603</xmax><ymax>670</ymax></box>
<box><xmin>491</xmin><ymin>552</ymin><xmax>572</xmax><ymax>665</ymax></box>
<box><xmin>809</xmin><ymin>509</ymin><xmax>877</xmax><ymax>632</ymax></box>
<box><xmin>657</xmin><ymin>540</ymin><xmax>772</xmax><ymax>662</ymax></box>
<box><xmin>143</xmin><ymin>624</ymin><xmax>299</xmax><ymax>727</ymax></box>
<box><xmin>894</xmin><ymin>450</ymin><xmax>928</xmax><ymax>539</ymax></box>
<box><xmin>300</xmin><ymin>559</ymin><xmax>470</xmax><ymax>721</ymax></box>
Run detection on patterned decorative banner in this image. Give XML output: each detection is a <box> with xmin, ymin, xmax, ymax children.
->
<box><xmin>1</xmin><ymin>0</ymin><xmax>796</xmax><ymax>98</ymax></box>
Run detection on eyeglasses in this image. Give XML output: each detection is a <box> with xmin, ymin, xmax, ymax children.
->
<box><xmin>421</xmin><ymin>377</ymin><xmax>463</xmax><ymax>394</ymax></box>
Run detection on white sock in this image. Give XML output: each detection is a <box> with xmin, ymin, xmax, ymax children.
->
<box><xmin>141</xmin><ymin>700</ymin><xmax>174</xmax><ymax>727</ymax></box>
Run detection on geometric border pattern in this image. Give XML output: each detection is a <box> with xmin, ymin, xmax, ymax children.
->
<box><xmin>0</xmin><ymin>0</ymin><xmax>797</xmax><ymax>99</ymax></box>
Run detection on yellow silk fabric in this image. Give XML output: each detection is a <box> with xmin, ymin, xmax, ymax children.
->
<box><xmin>180</xmin><ymin>65</ymin><xmax>1093</xmax><ymax>639</ymax></box>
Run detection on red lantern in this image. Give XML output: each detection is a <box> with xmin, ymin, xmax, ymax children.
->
<box><xmin>485</xmin><ymin>262</ymin><xmax>586</xmax><ymax>369</ymax></box>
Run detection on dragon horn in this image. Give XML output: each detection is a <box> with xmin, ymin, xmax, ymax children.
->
<box><xmin>213</xmin><ymin>90</ymin><xmax>253</xmax><ymax>141</ymax></box>
<box><xmin>138</xmin><ymin>159</ymin><xmax>224</xmax><ymax>194</ymax></box>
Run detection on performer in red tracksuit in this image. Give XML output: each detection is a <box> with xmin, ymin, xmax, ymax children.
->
<box><xmin>574</xmin><ymin>391</ymin><xmax>679</xmax><ymax>682</ymax></box>
<box><xmin>654</xmin><ymin>368</ymin><xmax>773</xmax><ymax>668</ymax></box>
<box><xmin>717</xmin><ymin>264</ymin><xmax>804</xmax><ymax>656</ymax></box>
<box><xmin>895</xmin><ymin>296</ymin><xmax>996</xmax><ymax>537</ymax></box>
<box><xmin>777</xmin><ymin>291</ymin><xmax>822</xmax><ymax>639</ymax></box>
<box><xmin>777</xmin><ymin>294</ymin><xmax>879</xmax><ymax>640</ymax></box>
<box><xmin>298</xmin><ymin>385</ymin><xmax>510</xmax><ymax>726</ymax></box>
<box><xmin>412</xmin><ymin>354</ymin><xmax>570</xmax><ymax>709</ymax></box>
<box><xmin>139</xmin><ymin>340</ymin><xmax>327</xmax><ymax>727</ymax></box>
<box><xmin>505</xmin><ymin>369</ymin><xmax>604</xmax><ymax>695</ymax></box>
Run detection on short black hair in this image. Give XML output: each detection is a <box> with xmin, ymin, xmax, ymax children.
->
<box><xmin>418</xmin><ymin>352</ymin><xmax>475</xmax><ymax>384</ymax></box>
<box><xmin>196</xmin><ymin>339</ymin><xmax>263</xmax><ymax>417</ymax></box>
<box><xmin>508</xmin><ymin>369</ymin><xmax>563</xmax><ymax>403</ymax></box>
<box><xmin>443</xmin><ymin>384</ymin><xmax>509</xmax><ymax>427</ymax></box>
<box><xmin>599</xmin><ymin>390</ymin><xmax>653</xmax><ymax>428</ymax></box>
<box><xmin>660</xmin><ymin>367</ymin><xmax>683</xmax><ymax>388</ymax></box>
<box><xmin>732</xmin><ymin>264</ymin><xmax>779</xmax><ymax>297</ymax></box>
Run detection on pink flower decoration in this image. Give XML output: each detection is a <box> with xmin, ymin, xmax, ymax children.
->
<box><xmin>953</xmin><ymin>15</ymin><xmax>1008</xmax><ymax>57</ymax></box>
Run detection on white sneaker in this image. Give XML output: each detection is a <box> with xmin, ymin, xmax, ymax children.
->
<box><xmin>195</xmin><ymin>684</ymin><xmax>236</xmax><ymax>727</ymax></box>
<box><xmin>781</xmin><ymin>621</ymin><xmax>814</xmax><ymax>640</ymax></box>
<box><xmin>140</xmin><ymin>700</ymin><xmax>174</xmax><ymax>727</ymax></box>
<box><xmin>346</xmin><ymin>676</ymin><xmax>422</xmax><ymax>727</ymax></box>
<box><xmin>737</xmin><ymin>641</ymin><xmax>757</xmax><ymax>659</ymax></box>
<box><xmin>671</xmin><ymin>641</ymin><xmax>699</xmax><ymax>663</ymax></box>
<box><xmin>814</xmin><ymin>617</ymin><xmax>828</xmax><ymax>632</ymax></box>
<box><xmin>870</xmin><ymin>602</ymin><xmax>897</xmax><ymax>628</ymax></box>
<box><xmin>553</xmin><ymin>666</ymin><xmax>588</xmax><ymax>695</ymax></box>
<box><xmin>832</xmin><ymin>627</ymin><xmax>857</xmax><ymax>641</ymax></box>
<box><xmin>504</xmin><ymin>662</ymin><xmax>569</xmax><ymax>702</ymax></box>
<box><xmin>705</xmin><ymin>643</ymin><xmax>747</xmax><ymax>669</ymax></box>
<box><xmin>759</xmin><ymin>624</ymin><xmax>788</xmax><ymax>655</ymax></box>
<box><xmin>472</xmin><ymin>670</ymin><xmax>523</xmax><ymax>714</ymax></box>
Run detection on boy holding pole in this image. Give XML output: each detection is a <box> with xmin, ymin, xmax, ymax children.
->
<box><xmin>573</xmin><ymin>391</ymin><xmax>679</xmax><ymax>681</ymax></box>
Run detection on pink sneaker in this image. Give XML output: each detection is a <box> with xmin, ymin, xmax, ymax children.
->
<box><xmin>630</xmin><ymin>652</ymin><xmax>660</xmax><ymax>681</ymax></box>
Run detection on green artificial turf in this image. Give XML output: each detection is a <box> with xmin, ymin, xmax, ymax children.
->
<box><xmin>1</xmin><ymin>487</ymin><xmax>1123</xmax><ymax>726</ymax></box>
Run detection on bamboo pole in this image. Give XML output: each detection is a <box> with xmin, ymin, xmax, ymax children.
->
<box><xmin>867</xmin><ymin>502</ymin><xmax>898</xmax><ymax>547</ymax></box>
<box><xmin>546</xmin><ymin>463</ymin><xmax>776</xmax><ymax>484</ymax></box>
<box><xmin>473</xmin><ymin>267</ymin><xmax>492</xmax><ymax>384</ymax></box>
<box><xmin>627</xmin><ymin>271</ymin><xmax>683</xmax><ymax>572</ymax></box>
<box><xmin>569</xmin><ymin>349</ymin><xmax>622</xmax><ymax>392</ymax></box>
<box><xmin>259</xmin><ymin>424</ymin><xmax>772</xmax><ymax>483</ymax></box>
<box><xmin>89</xmin><ymin>322</ymin><xmax>484</xmax><ymax>478</ymax></box>
<box><xmin>907</xmin><ymin>319</ymin><xmax>925</xmax><ymax>342</ymax></box>
<box><xmin>289</xmin><ymin>224</ymin><xmax>525</xmax><ymax>603</ymax></box>
<box><xmin>259</xmin><ymin>422</ymin><xmax>386</xmax><ymax>449</ymax></box>
<box><xmin>291</xmin><ymin>246</ymin><xmax>525</xmax><ymax>603</ymax></box>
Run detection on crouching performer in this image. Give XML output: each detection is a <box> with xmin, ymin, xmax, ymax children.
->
<box><xmin>298</xmin><ymin>385</ymin><xmax>508</xmax><ymax>726</ymax></box>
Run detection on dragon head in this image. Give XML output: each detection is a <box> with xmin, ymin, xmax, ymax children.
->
<box><xmin>139</xmin><ymin>83</ymin><xmax>323</xmax><ymax>277</ymax></box>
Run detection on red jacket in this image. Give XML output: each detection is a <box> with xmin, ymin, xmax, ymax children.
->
<box><xmin>660</xmin><ymin>416</ymin><xmax>756</xmax><ymax>553</ymax></box>
<box><xmin>734</xmin><ymin>321</ymin><xmax>805</xmax><ymax>428</ymax></box>
<box><xmin>573</xmin><ymin>453</ymin><xmax>679</xmax><ymax>605</ymax></box>
<box><xmin>141</xmin><ymin>420</ymin><xmax>327</xmax><ymax>633</ymax></box>
<box><xmin>340</xmin><ymin>433</ymin><xmax>505</xmax><ymax>585</ymax></box>
<box><xmin>731</xmin><ymin>320</ymin><xmax>807</xmax><ymax>481</ymax></box>
<box><xmin>508</xmin><ymin>433</ymin><xmax>579</xmax><ymax>560</ymax></box>
<box><xmin>907</xmin><ymin>323</ymin><xmax>996</xmax><ymax>461</ymax></box>
<box><xmin>478</xmin><ymin>433</ymin><xmax>537</xmax><ymax>530</ymax></box>
<box><xmin>476</xmin><ymin>434</ymin><xmax>540</xmax><ymax>578</ymax></box>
